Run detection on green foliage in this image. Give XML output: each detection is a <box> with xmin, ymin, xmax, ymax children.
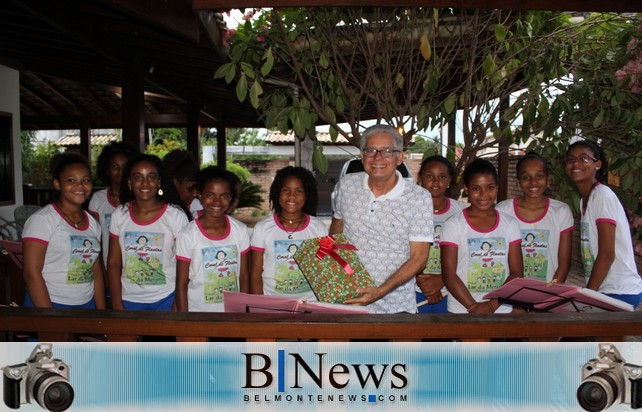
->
<box><xmin>529</xmin><ymin>14</ymin><xmax>642</xmax><ymax>215</ymax></box>
<box><xmin>237</xmin><ymin>180</ymin><xmax>264</xmax><ymax>209</ymax></box>
<box><xmin>145</xmin><ymin>139</ymin><xmax>186</xmax><ymax>159</ymax></box>
<box><xmin>218</xmin><ymin>7</ymin><xmax>571</xmax><ymax>181</ymax></box>
<box><xmin>22</xmin><ymin>141</ymin><xmax>62</xmax><ymax>187</ymax></box>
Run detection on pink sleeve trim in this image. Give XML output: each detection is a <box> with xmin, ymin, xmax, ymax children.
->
<box><xmin>22</xmin><ymin>237</ymin><xmax>48</xmax><ymax>245</ymax></box>
<box><xmin>109</xmin><ymin>232</ymin><xmax>119</xmax><ymax>239</ymax></box>
<box><xmin>560</xmin><ymin>226</ymin><xmax>574</xmax><ymax>234</ymax></box>
<box><xmin>596</xmin><ymin>218</ymin><xmax>616</xmax><ymax>226</ymax></box>
<box><xmin>509</xmin><ymin>238</ymin><xmax>522</xmax><ymax>246</ymax></box>
<box><xmin>240</xmin><ymin>247</ymin><xmax>250</xmax><ymax>255</ymax></box>
<box><xmin>440</xmin><ymin>241</ymin><xmax>458</xmax><ymax>249</ymax></box>
<box><xmin>176</xmin><ymin>256</ymin><xmax>191</xmax><ymax>263</ymax></box>
<box><xmin>250</xmin><ymin>246</ymin><xmax>265</xmax><ymax>252</ymax></box>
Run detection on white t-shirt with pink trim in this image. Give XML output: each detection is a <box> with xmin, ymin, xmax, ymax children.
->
<box><xmin>496</xmin><ymin>197</ymin><xmax>574</xmax><ymax>282</ymax></box>
<box><xmin>88</xmin><ymin>188</ymin><xmax>119</xmax><ymax>267</ymax></box>
<box><xmin>109</xmin><ymin>202</ymin><xmax>189</xmax><ymax>303</ymax></box>
<box><xmin>22</xmin><ymin>203</ymin><xmax>101</xmax><ymax>305</ymax></box>
<box><xmin>441</xmin><ymin>209</ymin><xmax>522</xmax><ymax>314</ymax></box>
<box><xmin>250</xmin><ymin>214</ymin><xmax>328</xmax><ymax>301</ymax></box>
<box><xmin>579</xmin><ymin>183</ymin><xmax>642</xmax><ymax>295</ymax></box>
<box><xmin>176</xmin><ymin>215</ymin><xmax>250</xmax><ymax>312</ymax></box>
<box><xmin>417</xmin><ymin>197</ymin><xmax>466</xmax><ymax>294</ymax></box>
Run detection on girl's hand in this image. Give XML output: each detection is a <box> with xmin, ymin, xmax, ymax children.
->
<box><xmin>416</xmin><ymin>274</ymin><xmax>444</xmax><ymax>296</ymax></box>
<box><xmin>426</xmin><ymin>291</ymin><xmax>444</xmax><ymax>304</ymax></box>
<box><xmin>467</xmin><ymin>301</ymin><xmax>495</xmax><ymax>314</ymax></box>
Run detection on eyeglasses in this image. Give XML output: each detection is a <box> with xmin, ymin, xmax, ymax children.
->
<box><xmin>564</xmin><ymin>155</ymin><xmax>598</xmax><ymax>165</ymax></box>
<box><xmin>362</xmin><ymin>147</ymin><xmax>401</xmax><ymax>159</ymax></box>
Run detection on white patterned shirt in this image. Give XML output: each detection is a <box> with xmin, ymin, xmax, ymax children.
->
<box><xmin>333</xmin><ymin>171</ymin><xmax>434</xmax><ymax>313</ymax></box>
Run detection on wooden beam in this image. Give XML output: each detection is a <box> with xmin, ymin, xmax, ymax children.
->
<box><xmin>193</xmin><ymin>0</ymin><xmax>642</xmax><ymax>12</ymax></box>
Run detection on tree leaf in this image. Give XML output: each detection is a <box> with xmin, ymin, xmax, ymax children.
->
<box><xmin>249</xmin><ymin>81</ymin><xmax>263</xmax><ymax>109</ymax></box>
<box><xmin>213</xmin><ymin>63</ymin><xmax>235</xmax><ymax>81</ymax></box>
<box><xmin>236</xmin><ymin>73</ymin><xmax>248</xmax><ymax>102</ymax></box>
<box><xmin>419</xmin><ymin>32</ymin><xmax>431</xmax><ymax>61</ymax></box>
<box><xmin>444</xmin><ymin>93</ymin><xmax>456</xmax><ymax>115</ymax></box>
<box><xmin>240</xmin><ymin>62</ymin><xmax>255</xmax><ymax>80</ymax></box>
<box><xmin>593</xmin><ymin>108</ymin><xmax>604</xmax><ymax>129</ymax></box>
<box><xmin>261</xmin><ymin>47</ymin><xmax>274</xmax><ymax>77</ymax></box>
<box><xmin>494</xmin><ymin>24</ymin><xmax>507</xmax><ymax>42</ymax></box>
<box><xmin>319</xmin><ymin>51</ymin><xmax>329</xmax><ymax>69</ymax></box>
<box><xmin>395</xmin><ymin>72</ymin><xmax>405</xmax><ymax>89</ymax></box>
<box><xmin>312</xmin><ymin>143</ymin><xmax>328</xmax><ymax>174</ymax></box>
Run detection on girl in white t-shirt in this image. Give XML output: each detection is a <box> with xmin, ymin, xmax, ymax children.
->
<box><xmin>496</xmin><ymin>152</ymin><xmax>574</xmax><ymax>283</ymax></box>
<box><xmin>250</xmin><ymin>166</ymin><xmax>327</xmax><ymax>301</ymax></box>
<box><xmin>564</xmin><ymin>139</ymin><xmax>642</xmax><ymax>308</ymax></box>
<box><xmin>22</xmin><ymin>152</ymin><xmax>106</xmax><ymax>309</ymax></box>
<box><xmin>176</xmin><ymin>167</ymin><xmax>250</xmax><ymax>312</ymax></box>
<box><xmin>441</xmin><ymin>158</ymin><xmax>523</xmax><ymax>314</ymax></box>
<box><xmin>414</xmin><ymin>155</ymin><xmax>465</xmax><ymax>314</ymax></box>
<box><xmin>89</xmin><ymin>142</ymin><xmax>137</xmax><ymax>268</ymax></box>
<box><xmin>107</xmin><ymin>154</ymin><xmax>190</xmax><ymax>311</ymax></box>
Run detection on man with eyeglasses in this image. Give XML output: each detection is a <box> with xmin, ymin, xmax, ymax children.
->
<box><xmin>330</xmin><ymin>124</ymin><xmax>434</xmax><ymax>313</ymax></box>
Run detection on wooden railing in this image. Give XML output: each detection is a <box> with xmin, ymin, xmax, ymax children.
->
<box><xmin>1</xmin><ymin>307</ymin><xmax>641</xmax><ymax>342</ymax></box>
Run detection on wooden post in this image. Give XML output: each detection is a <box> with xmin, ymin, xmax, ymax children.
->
<box><xmin>122</xmin><ymin>63</ymin><xmax>146</xmax><ymax>153</ymax></box>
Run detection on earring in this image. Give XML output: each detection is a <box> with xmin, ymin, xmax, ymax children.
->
<box><xmin>158</xmin><ymin>187</ymin><xmax>164</xmax><ymax>196</ymax></box>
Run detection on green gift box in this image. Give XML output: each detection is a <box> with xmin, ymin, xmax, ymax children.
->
<box><xmin>293</xmin><ymin>233</ymin><xmax>376</xmax><ymax>304</ymax></box>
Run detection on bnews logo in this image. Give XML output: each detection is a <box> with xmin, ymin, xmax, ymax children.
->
<box><xmin>243</xmin><ymin>350</ymin><xmax>408</xmax><ymax>392</ymax></box>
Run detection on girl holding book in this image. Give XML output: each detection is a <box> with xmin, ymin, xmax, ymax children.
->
<box><xmin>441</xmin><ymin>158</ymin><xmax>523</xmax><ymax>313</ymax></box>
<box><xmin>496</xmin><ymin>152</ymin><xmax>573</xmax><ymax>283</ymax></box>
<box><xmin>564</xmin><ymin>139</ymin><xmax>642</xmax><ymax>308</ymax></box>
<box><xmin>175</xmin><ymin>166</ymin><xmax>250</xmax><ymax>312</ymax></box>
<box><xmin>250</xmin><ymin>166</ymin><xmax>327</xmax><ymax>301</ymax></box>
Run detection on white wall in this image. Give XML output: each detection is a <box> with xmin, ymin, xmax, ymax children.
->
<box><xmin>0</xmin><ymin>64</ymin><xmax>22</xmax><ymax>221</ymax></box>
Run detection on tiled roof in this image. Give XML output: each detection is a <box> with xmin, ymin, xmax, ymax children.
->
<box><xmin>54</xmin><ymin>133</ymin><xmax>120</xmax><ymax>146</ymax></box>
<box><xmin>265</xmin><ymin>131</ymin><xmax>351</xmax><ymax>145</ymax></box>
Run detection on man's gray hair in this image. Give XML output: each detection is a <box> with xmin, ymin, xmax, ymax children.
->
<box><xmin>360</xmin><ymin>124</ymin><xmax>404</xmax><ymax>151</ymax></box>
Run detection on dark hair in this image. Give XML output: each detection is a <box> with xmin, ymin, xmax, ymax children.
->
<box><xmin>418</xmin><ymin>155</ymin><xmax>457</xmax><ymax>181</ymax></box>
<box><xmin>269</xmin><ymin>166</ymin><xmax>318</xmax><ymax>216</ymax></box>
<box><xmin>163</xmin><ymin>150</ymin><xmax>199</xmax><ymax>184</ymax></box>
<box><xmin>462</xmin><ymin>158</ymin><xmax>497</xmax><ymax>187</ymax></box>
<box><xmin>50</xmin><ymin>151</ymin><xmax>90</xmax><ymax>181</ymax></box>
<box><xmin>516</xmin><ymin>152</ymin><xmax>549</xmax><ymax>177</ymax></box>
<box><xmin>95</xmin><ymin>141</ymin><xmax>137</xmax><ymax>185</ymax></box>
<box><xmin>196</xmin><ymin>166</ymin><xmax>239</xmax><ymax>201</ymax></box>
<box><xmin>119</xmin><ymin>154</ymin><xmax>192</xmax><ymax>220</ymax></box>
<box><xmin>566</xmin><ymin>139</ymin><xmax>608</xmax><ymax>183</ymax></box>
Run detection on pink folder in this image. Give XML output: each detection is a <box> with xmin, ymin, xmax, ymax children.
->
<box><xmin>223</xmin><ymin>291</ymin><xmax>369</xmax><ymax>314</ymax></box>
<box><xmin>483</xmin><ymin>278</ymin><xmax>634</xmax><ymax>313</ymax></box>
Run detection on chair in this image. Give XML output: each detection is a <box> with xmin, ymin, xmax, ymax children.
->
<box><xmin>0</xmin><ymin>239</ymin><xmax>23</xmax><ymax>272</ymax></box>
<box><xmin>14</xmin><ymin>205</ymin><xmax>41</xmax><ymax>240</ymax></box>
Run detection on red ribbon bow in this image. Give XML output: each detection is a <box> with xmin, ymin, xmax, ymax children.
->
<box><xmin>315</xmin><ymin>235</ymin><xmax>357</xmax><ymax>275</ymax></box>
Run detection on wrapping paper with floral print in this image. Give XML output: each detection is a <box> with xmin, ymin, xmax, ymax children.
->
<box><xmin>293</xmin><ymin>234</ymin><xmax>376</xmax><ymax>304</ymax></box>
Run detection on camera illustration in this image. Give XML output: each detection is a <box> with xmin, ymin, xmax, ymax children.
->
<box><xmin>577</xmin><ymin>343</ymin><xmax>642</xmax><ymax>411</ymax></box>
<box><xmin>3</xmin><ymin>344</ymin><xmax>74</xmax><ymax>412</ymax></box>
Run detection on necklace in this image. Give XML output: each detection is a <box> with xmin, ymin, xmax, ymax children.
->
<box><xmin>279</xmin><ymin>214</ymin><xmax>304</xmax><ymax>239</ymax></box>
<box><xmin>58</xmin><ymin>205</ymin><xmax>85</xmax><ymax>228</ymax></box>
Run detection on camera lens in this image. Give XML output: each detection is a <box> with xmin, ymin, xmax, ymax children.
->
<box><xmin>32</xmin><ymin>372</ymin><xmax>74</xmax><ymax>412</ymax></box>
<box><xmin>577</xmin><ymin>372</ymin><xmax>618</xmax><ymax>412</ymax></box>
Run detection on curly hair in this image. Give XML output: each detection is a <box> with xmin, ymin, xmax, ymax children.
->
<box><xmin>119</xmin><ymin>154</ymin><xmax>192</xmax><ymax>220</ymax></box>
<box><xmin>95</xmin><ymin>142</ymin><xmax>137</xmax><ymax>186</ymax></box>
<box><xmin>269</xmin><ymin>166</ymin><xmax>318</xmax><ymax>216</ymax></box>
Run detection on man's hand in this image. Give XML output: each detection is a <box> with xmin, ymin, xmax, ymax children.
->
<box><xmin>344</xmin><ymin>286</ymin><xmax>384</xmax><ymax>306</ymax></box>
